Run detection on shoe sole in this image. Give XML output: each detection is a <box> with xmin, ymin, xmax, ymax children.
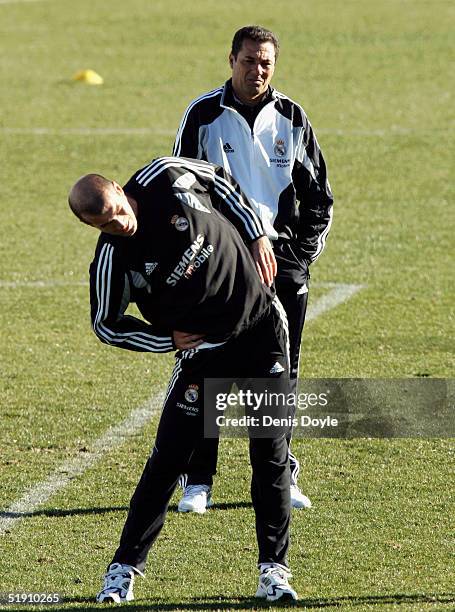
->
<box><xmin>177</xmin><ymin>506</ymin><xmax>207</xmax><ymax>514</ymax></box>
<box><xmin>291</xmin><ymin>501</ymin><xmax>312</xmax><ymax>509</ymax></box>
<box><xmin>255</xmin><ymin>586</ymin><xmax>298</xmax><ymax>601</ymax></box>
<box><xmin>96</xmin><ymin>593</ymin><xmax>134</xmax><ymax>603</ymax></box>
<box><xmin>177</xmin><ymin>498</ymin><xmax>214</xmax><ymax>513</ymax></box>
<box><xmin>291</xmin><ymin>495</ymin><xmax>312</xmax><ymax>509</ymax></box>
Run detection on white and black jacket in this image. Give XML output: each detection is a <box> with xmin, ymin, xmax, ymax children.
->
<box><xmin>89</xmin><ymin>157</ymin><xmax>273</xmax><ymax>353</ymax></box>
<box><xmin>173</xmin><ymin>80</ymin><xmax>334</xmax><ymax>285</ymax></box>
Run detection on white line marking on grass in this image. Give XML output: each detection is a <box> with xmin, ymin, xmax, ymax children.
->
<box><xmin>0</xmin><ymin>280</ymin><xmax>87</xmax><ymax>288</ymax></box>
<box><xmin>0</xmin><ymin>283</ymin><xmax>364</xmax><ymax>535</ymax></box>
<box><xmin>0</xmin><ymin>393</ymin><xmax>164</xmax><ymax>536</ymax></box>
<box><xmin>1</xmin><ymin>127</ymin><xmax>175</xmax><ymax>136</ymax></box>
<box><xmin>317</xmin><ymin>128</ymin><xmax>453</xmax><ymax>136</ymax></box>
<box><xmin>0</xmin><ymin>280</ymin><xmax>365</xmax><ymax>293</ymax></box>
<box><xmin>0</xmin><ymin>0</ymin><xmax>48</xmax><ymax>4</ymax></box>
<box><xmin>306</xmin><ymin>283</ymin><xmax>364</xmax><ymax>322</ymax></box>
<box><xmin>1</xmin><ymin>127</ymin><xmax>452</xmax><ymax>137</ymax></box>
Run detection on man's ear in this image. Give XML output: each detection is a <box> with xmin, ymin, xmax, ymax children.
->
<box><xmin>229</xmin><ymin>53</ymin><xmax>234</xmax><ymax>68</ymax></box>
<box><xmin>112</xmin><ymin>180</ymin><xmax>124</xmax><ymax>195</ymax></box>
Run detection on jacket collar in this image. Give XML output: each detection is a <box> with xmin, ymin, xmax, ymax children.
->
<box><xmin>220</xmin><ymin>78</ymin><xmax>276</xmax><ymax>109</ymax></box>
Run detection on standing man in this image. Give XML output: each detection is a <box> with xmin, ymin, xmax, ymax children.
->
<box><xmin>173</xmin><ymin>25</ymin><xmax>334</xmax><ymax>512</ymax></box>
<box><xmin>68</xmin><ymin>157</ymin><xmax>297</xmax><ymax>603</ymax></box>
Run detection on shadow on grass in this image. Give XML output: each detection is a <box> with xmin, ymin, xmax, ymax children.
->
<box><xmin>0</xmin><ymin>506</ymin><xmax>129</xmax><ymax>519</ymax></box>
<box><xmin>0</xmin><ymin>501</ymin><xmax>252</xmax><ymax>521</ymax></box>
<box><xmin>8</xmin><ymin>592</ymin><xmax>454</xmax><ymax>611</ymax></box>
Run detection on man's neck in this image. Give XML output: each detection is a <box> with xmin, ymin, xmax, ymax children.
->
<box><xmin>126</xmin><ymin>193</ymin><xmax>138</xmax><ymax>217</ymax></box>
<box><xmin>232</xmin><ymin>89</ymin><xmax>267</xmax><ymax>107</ymax></box>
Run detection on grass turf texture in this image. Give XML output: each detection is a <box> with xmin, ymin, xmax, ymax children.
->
<box><xmin>0</xmin><ymin>0</ymin><xmax>454</xmax><ymax>610</ymax></box>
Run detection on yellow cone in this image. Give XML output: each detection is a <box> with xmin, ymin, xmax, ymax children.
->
<box><xmin>72</xmin><ymin>69</ymin><xmax>104</xmax><ymax>85</ymax></box>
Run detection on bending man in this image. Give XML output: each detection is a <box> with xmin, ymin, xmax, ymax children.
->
<box><xmin>68</xmin><ymin>156</ymin><xmax>297</xmax><ymax>603</ymax></box>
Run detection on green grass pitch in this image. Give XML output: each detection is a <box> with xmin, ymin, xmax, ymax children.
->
<box><xmin>0</xmin><ymin>0</ymin><xmax>454</xmax><ymax>610</ymax></box>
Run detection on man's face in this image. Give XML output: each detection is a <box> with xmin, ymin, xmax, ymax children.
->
<box><xmin>230</xmin><ymin>38</ymin><xmax>276</xmax><ymax>105</ymax></box>
<box><xmin>82</xmin><ymin>183</ymin><xmax>137</xmax><ymax>237</ymax></box>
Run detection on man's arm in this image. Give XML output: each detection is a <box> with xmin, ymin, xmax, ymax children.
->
<box><xmin>293</xmin><ymin>117</ymin><xmax>334</xmax><ymax>263</ymax></box>
<box><xmin>173</xmin><ymin>103</ymin><xmax>202</xmax><ymax>158</ymax></box>
<box><xmin>173</xmin><ymin>87</ymin><xmax>224</xmax><ymax>158</ymax></box>
<box><xmin>90</xmin><ymin>241</ymin><xmax>174</xmax><ymax>353</ymax></box>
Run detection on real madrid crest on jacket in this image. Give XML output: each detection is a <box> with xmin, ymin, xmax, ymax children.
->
<box><xmin>89</xmin><ymin>156</ymin><xmax>273</xmax><ymax>352</ymax></box>
<box><xmin>173</xmin><ymin>79</ymin><xmax>334</xmax><ymax>285</ymax></box>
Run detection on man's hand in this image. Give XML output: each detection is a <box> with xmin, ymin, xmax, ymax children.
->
<box><xmin>249</xmin><ymin>236</ymin><xmax>277</xmax><ymax>287</ymax></box>
<box><xmin>173</xmin><ymin>330</ymin><xmax>205</xmax><ymax>350</ymax></box>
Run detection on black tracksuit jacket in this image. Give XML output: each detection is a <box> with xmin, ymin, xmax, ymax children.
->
<box><xmin>89</xmin><ymin>156</ymin><xmax>273</xmax><ymax>351</ymax></box>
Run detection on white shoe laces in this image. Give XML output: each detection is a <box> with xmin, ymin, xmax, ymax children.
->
<box><xmin>102</xmin><ymin>563</ymin><xmax>143</xmax><ymax>589</ymax></box>
<box><xmin>101</xmin><ymin>567</ymin><xmax>131</xmax><ymax>593</ymax></box>
<box><xmin>261</xmin><ymin>565</ymin><xmax>292</xmax><ymax>582</ymax></box>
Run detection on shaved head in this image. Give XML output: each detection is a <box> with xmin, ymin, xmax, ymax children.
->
<box><xmin>68</xmin><ymin>173</ymin><xmax>138</xmax><ymax>236</ymax></box>
<box><xmin>68</xmin><ymin>173</ymin><xmax>114</xmax><ymax>220</ymax></box>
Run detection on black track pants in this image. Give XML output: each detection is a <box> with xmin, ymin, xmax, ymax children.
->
<box><xmin>111</xmin><ymin>301</ymin><xmax>291</xmax><ymax>572</ymax></box>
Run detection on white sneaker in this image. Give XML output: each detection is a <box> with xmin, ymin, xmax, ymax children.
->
<box><xmin>291</xmin><ymin>484</ymin><xmax>312</xmax><ymax>509</ymax></box>
<box><xmin>177</xmin><ymin>484</ymin><xmax>213</xmax><ymax>514</ymax></box>
<box><xmin>96</xmin><ymin>562</ymin><xmax>142</xmax><ymax>603</ymax></box>
<box><xmin>255</xmin><ymin>566</ymin><xmax>298</xmax><ymax>602</ymax></box>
